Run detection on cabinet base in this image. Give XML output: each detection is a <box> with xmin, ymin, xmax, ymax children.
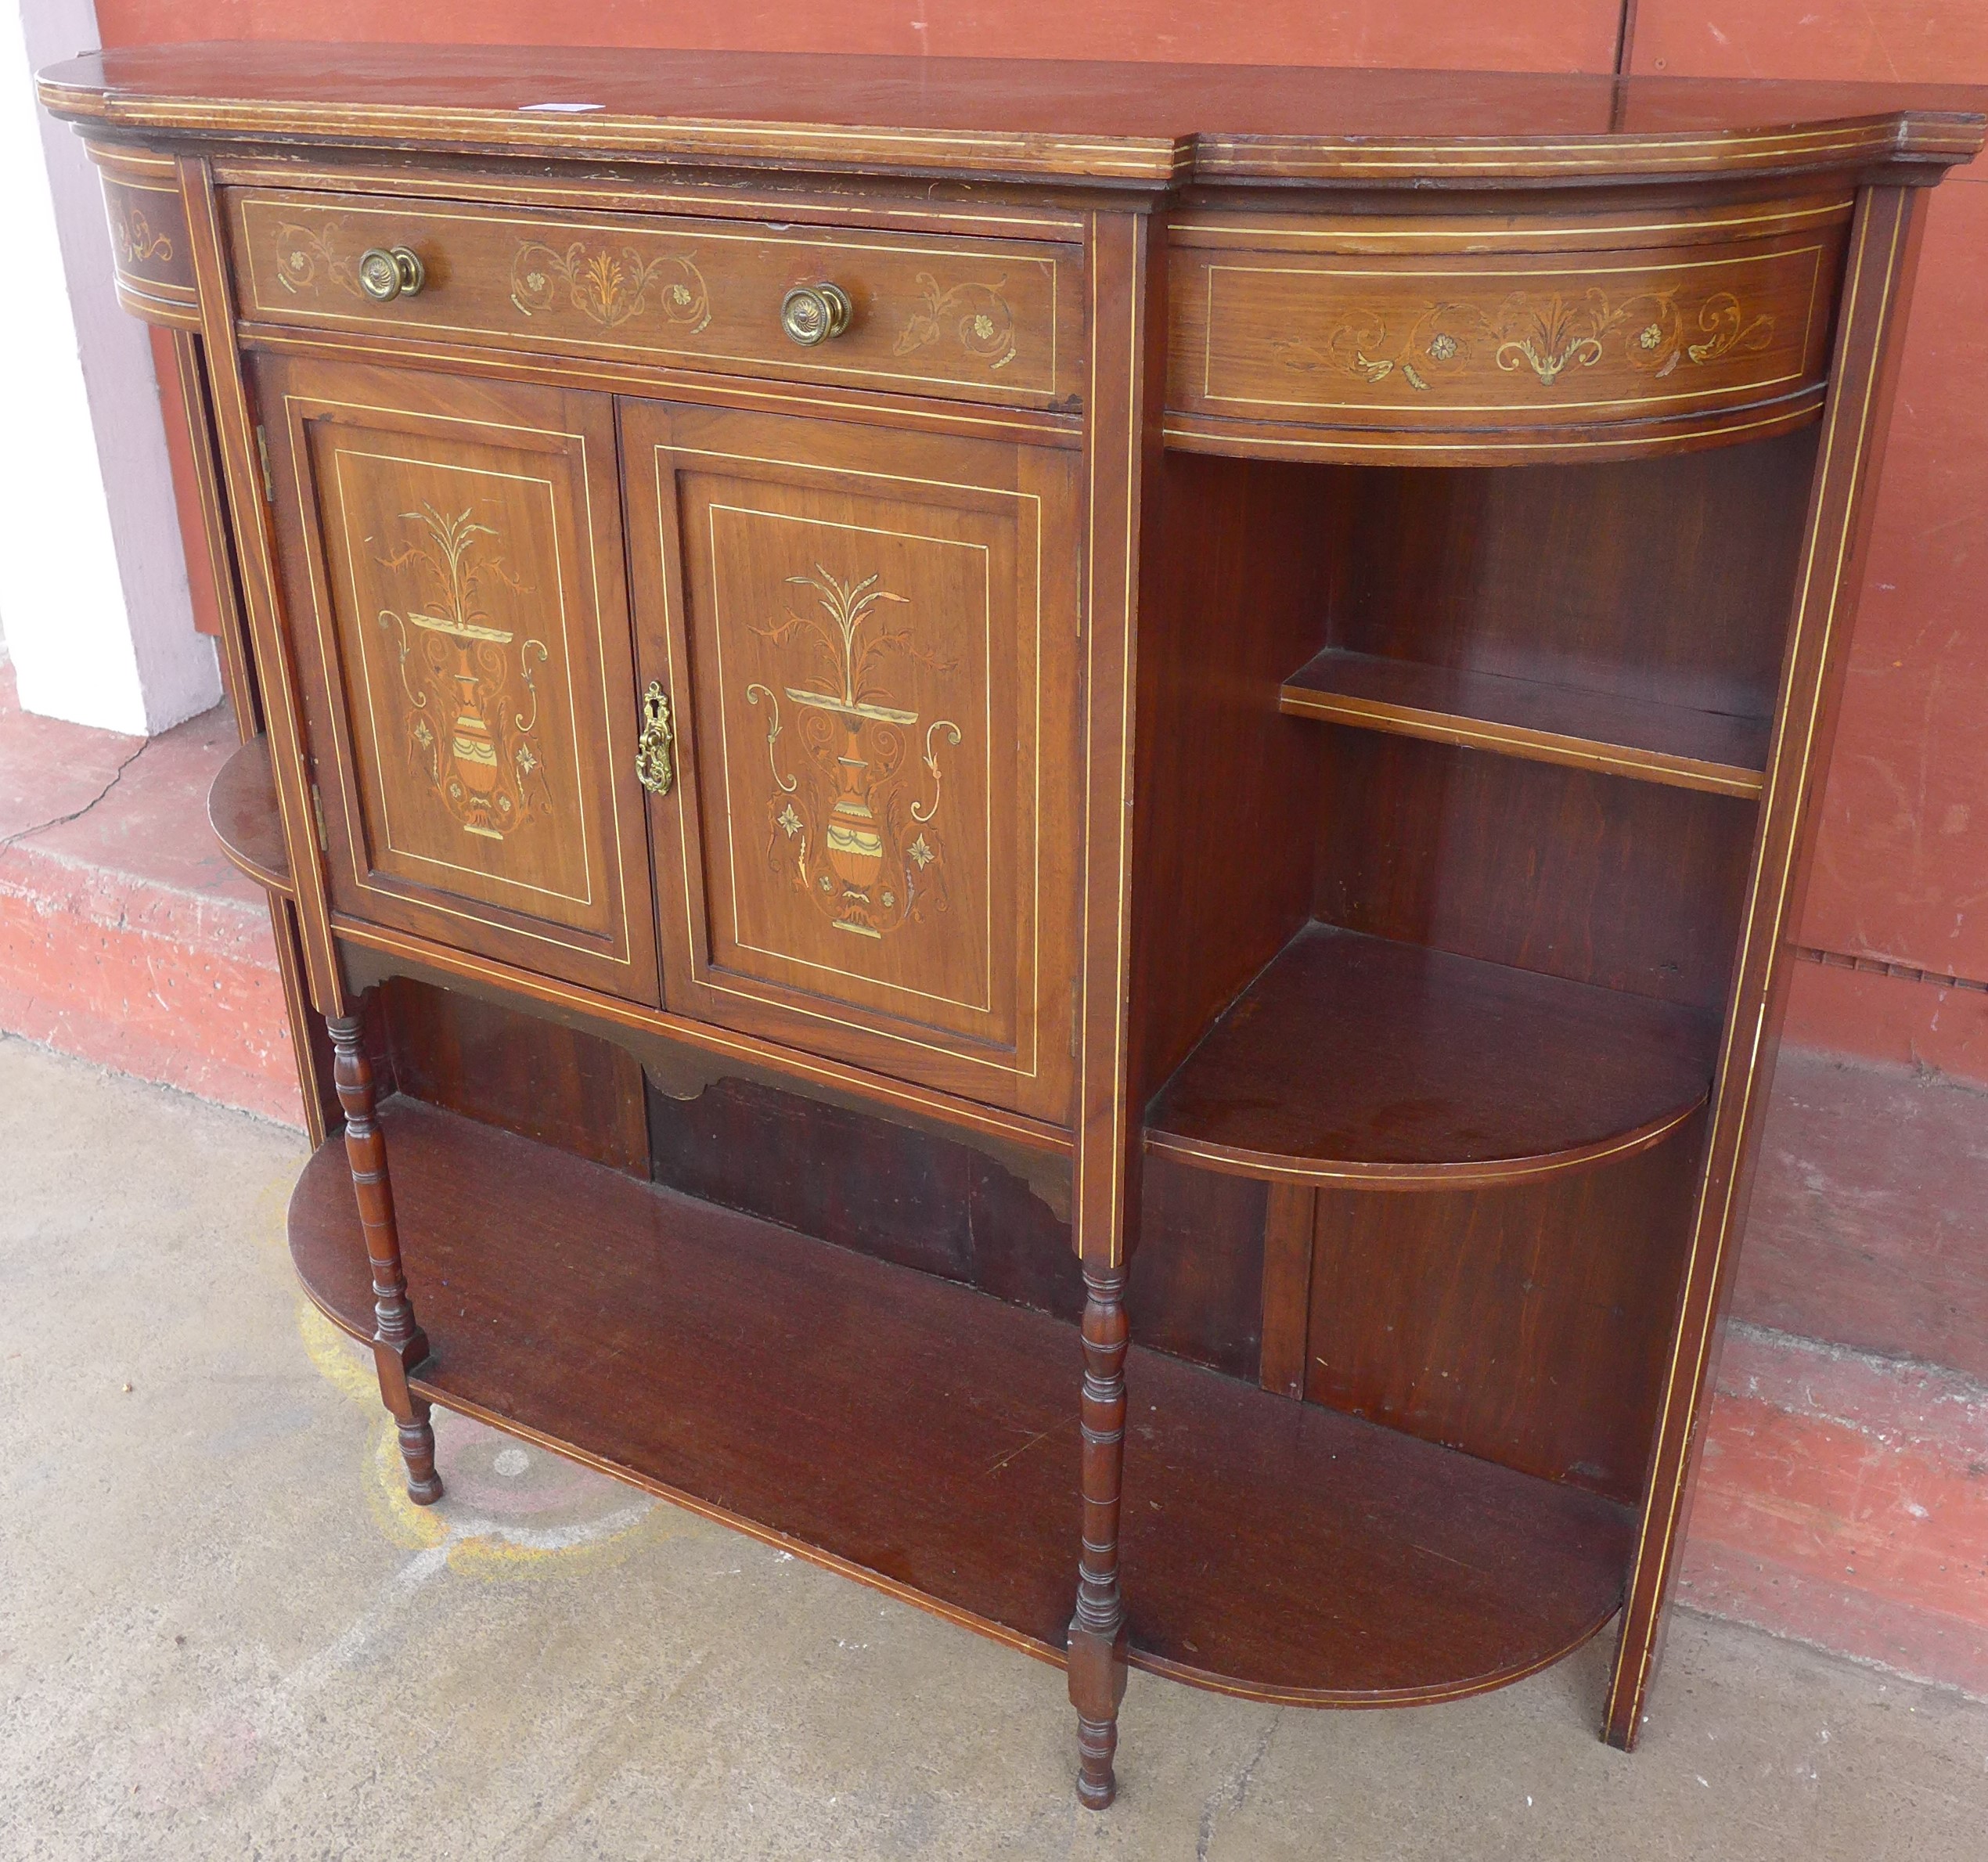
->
<box><xmin>290</xmin><ymin>1097</ymin><xmax>1633</xmax><ymax>1705</ymax></box>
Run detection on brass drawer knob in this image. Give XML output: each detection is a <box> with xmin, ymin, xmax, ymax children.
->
<box><xmin>780</xmin><ymin>282</ymin><xmax>852</xmax><ymax>347</ymax></box>
<box><xmin>636</xmin><ymin>681</ymin><xmax>675</xmax><ymax>796</ymax></box>
<box><xmin>358</xmin><ymin>246</ymin><xmax>426</xmax><ymax>302</ymax></box>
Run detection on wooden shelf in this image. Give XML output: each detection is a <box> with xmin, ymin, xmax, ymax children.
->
<box><xmin>292</xmin><ymin>1098</ymin><xmax>1634</xmax><ymax>1705</ymax></box>
<box><xmin>1146</xmin><ymin>924</ymin><xmax>1719</xmax><ymax>1188</ymax></box>
<box><xmin>207</xmin><ymin>733</ymin><xmax>292</xmax><ymax>893</ymax></box>
<box><xmin>1280</xmin><ymin>648</ymin><xmax>1770</xmax><ymax>798</ymax></box>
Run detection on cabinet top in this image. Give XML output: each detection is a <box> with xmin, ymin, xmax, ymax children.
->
<box><xmin>39</xmin><ymin>43</ymin><xmax>1986</xmax><ymax>188</ymax></box>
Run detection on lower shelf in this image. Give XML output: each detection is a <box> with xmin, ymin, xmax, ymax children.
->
<box><xmin>292</xmin><ymin>1097</ymin><xmax>1633</xmax><ymax>1705</ymax></box>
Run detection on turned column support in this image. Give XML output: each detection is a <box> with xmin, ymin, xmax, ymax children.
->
<box><xmin>326</xmin><ymin>1014</ymin><xmax>443</xmax><ymax>1505</ymax></box>
<box><xmin>1068</xmin><ymin>1263</ymin><xmax>1131</xmax><ymax>1809</ymax></box>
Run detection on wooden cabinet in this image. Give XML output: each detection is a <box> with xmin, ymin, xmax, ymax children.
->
<box><xmin>262</xmin><ymin>358</ymin><xmax>658</xmax><ymax>999</ymax></box>
<box><xmin>625</xmin><ymin>402</ymin><xmax>1080</xmax><ymax>1119</ymax></box>
<box><xmin>41</xmin><ymin>40</ymin><xmax>1986</xmax><ymax>1822</ymax></box>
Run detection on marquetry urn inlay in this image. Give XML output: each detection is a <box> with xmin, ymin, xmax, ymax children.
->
<box><xmin>373</xmin><ymin>502</ymin><xmax>553</xmax><ymax>844</ymax></box>
<box><xmin>746</xmin><ymin>565</ymin><xmax>960</xmax><ymax>943</ymax></box>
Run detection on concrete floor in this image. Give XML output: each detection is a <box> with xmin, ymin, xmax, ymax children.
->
<box><xmin>3</xmin><ymin>1035</ymin><xmax>1985</xmax><ymax>1860</ymax></box>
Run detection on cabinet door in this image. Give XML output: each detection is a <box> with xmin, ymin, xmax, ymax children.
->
<box><xmin>260</xmin><ymin>358</ymin><xmax>657</xmax><ymax>1000</ymax></box>
<box><xmin>623</xmin><ymin>402</ymin><xmax>1080</xmax><ymax>1123</ymax></box>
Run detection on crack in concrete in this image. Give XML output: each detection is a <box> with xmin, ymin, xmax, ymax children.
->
<box><xmin>1194</xmin><ymin>1711</ymin><xmax>1279</xmax><ymax>1862</ymax></box>
<box><xmin>0</xmin><ymin>741</ymin><xmax>147</xmax><ymax>853</ymax></box>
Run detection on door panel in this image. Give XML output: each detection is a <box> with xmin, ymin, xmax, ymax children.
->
<box><xmin>261</xmin><ymin>357</ymin><xmax>657</xmax><ymax>1000</ymax></box>
<box><xmin>624</xmin><ymin>402</ymin><xmax>1079</xmax><ymax>1122</ymax></box>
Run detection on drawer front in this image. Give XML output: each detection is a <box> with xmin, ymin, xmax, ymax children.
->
<box><xmin>625</xmin><ymin>402</ymin><xmax>1082</xmax><ymax>1123</ymax></box>
<box><xmin>258</xmin><ymin>356</ymin><xmax>659</xmax><ymax>1002</ymax></box>
<box><xmin>229</xmin><ymin>189</ymin><xmax>1080</xmax><ymax>409</ymax></box>
<box><xmin>1169</xmin><ymin>225</ymin><xmax>1844</xmax><ymax>437</ymax></box>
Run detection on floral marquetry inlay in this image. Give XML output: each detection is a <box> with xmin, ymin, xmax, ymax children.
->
<box><xmin>272</xmin><ymin>218</ymin><xmax>369</xmax><ymax>298</ymax></box>
<box><xmin>1273</xmin><ymin>286</ymin><xmax>1777</xmax><ymax>393</ymax></box>
<box><xmin>743</xmin><ymin>566</ymin><xmax>961</xmax><ymax>943</ymax></box>
<box><xmin>510</xmin><ymin>241</ymin><xmax>712</xmax><ymax>331</ymax></box>
<box><xmin>896</xmin><ymin>272</ymin><xmax>1018</xmax><ymax>371</ymax></box>
<box><xmin>373</xmin><ymin>504</ymin><xmax>553</xmax><ymax>843</ymax></box>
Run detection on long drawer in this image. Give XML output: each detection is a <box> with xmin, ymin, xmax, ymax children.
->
<box><xmin>227</xmin><ymin>187</ymin><xmax>1082</xmax><ymax>410</ymax></box>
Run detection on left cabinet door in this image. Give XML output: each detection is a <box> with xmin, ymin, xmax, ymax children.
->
<box><xmin>257</xmin><ymin>358</ymin><xmax>659</xmax><ymax>1001</ymax></box>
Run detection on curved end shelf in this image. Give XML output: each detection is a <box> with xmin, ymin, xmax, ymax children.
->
<box><xmin>1145</xmin><ymin>924</ymin><xmax>1719</xmax><ymax>1190</ymax></box>
<box><xmin>207</xmin><ymin>733</ymin><xmax>294</xmax><ymax>895</ymax></box>
<box><xmin>291</xmin><ymin>1097</ymin><xmax>1635</xmax><ymax>1709</ymax></box>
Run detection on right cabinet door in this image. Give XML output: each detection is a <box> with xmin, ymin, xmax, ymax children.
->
<box><xmin>622</xmin><ymin>402</ymin><xmax>1081</xmax><ymax>1125</ymax></box>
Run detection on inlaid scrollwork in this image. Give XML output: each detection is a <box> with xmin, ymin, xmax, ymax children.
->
<box><xmin>373</xmin><ymin>503</ymin><xmax>552</xmax><ymax>843</ymax></box>
<box><xmin>747</xmin><ymin>566</ymin><xmax>960</xmax><ymax>942</ymax></box>
<box><xmin>1273</xmin><ymin>286</ymin><xmax>1776</xmax><ymax>393</ymax></box>
<box><xmin>272</xmin><ymin>218</ymin><xmax>367</xmax><ymax>298</ymax></box>
<box><xmin>111</xmin><ymin>205</ymin><xmax>174</xmax><ymax>268</ymax></box>
<box><xmin>510</xmin><ymin>240</ymin><xmax>712</xmax><ymax>332</ymax></box>
<box><xmin>895</xmin><ymin>272</ymin><xmax>1017</xmax><ymax>371</ymax></box>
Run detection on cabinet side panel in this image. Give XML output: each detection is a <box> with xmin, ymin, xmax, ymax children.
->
<box><xmin>1127</xmin><ymin>451</ymin><xmax>1334</xmax><ymax>1111</ymax></box>
<box><xmin>180</xmin><ymin>157</ymin><xmax>345</xmax><ymax>1011</ymax></box>
<box><xmin>1606</xmin><ymin>183</ymin><xmax>1930</xmax><ymax>1748</ymax></box>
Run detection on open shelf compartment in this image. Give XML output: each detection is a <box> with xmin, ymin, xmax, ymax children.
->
<box><xmin>1280</xmin><ymin>647</ymin><xmax>1771</xmax><ymax>798</ymax></box>
<box><xmin>1145</xmin><ymin>924</ymin><xmax>1720</xmax><ymax>1188</ymax></box>
<box><xmin>293</xmin><ymin>1097</ymin><xmax>1634</xmax><ymax>1704</ymax></box>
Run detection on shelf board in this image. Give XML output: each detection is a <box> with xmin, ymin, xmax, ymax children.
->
<box><xmin>1279</xmin><ymin>648</ymin><xmax>1770</xmax><ymax>798</ymax></box>
<box><xmin>1145</xmin><ymin>924</ymin><xmax>1719</xmax><ymax>1188</ymax></box>
<box><xmin>293</xmin><ymin>1098</ymin><xmax>1633</xmax><ymax>1705</ymax></box>
<box><xmin>207</xmin><ymin>733</ymin><xmax>293</xmax><ymax>894</ymax></box>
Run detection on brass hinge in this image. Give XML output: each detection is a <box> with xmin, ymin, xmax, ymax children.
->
<box><xmin>254</xmin><ymin>426</ymin><xmax>275</xmax><ymax>505</ymax></box>
<box><xmin>1070</xmin><ymin>992</ymin><xmax>1081</xmax><ymax>1059</ymax></box>
<box><xmin>309</xmin><ymin>782</ymin><xmax>329</xmax><ymax>853</ymax></box>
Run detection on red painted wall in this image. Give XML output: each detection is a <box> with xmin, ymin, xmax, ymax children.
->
<box><xmin>1630</xmin><ymin>3</ymin><xmax>1988</xmax><ymax>1074</ymax></box>
<box><xmin>94</xmin><ymin>3</ymin><xmax>1622</xmax><ymax>72</ymax></box>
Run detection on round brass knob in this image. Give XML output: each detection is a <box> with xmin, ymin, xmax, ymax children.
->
<box><xmin>780</xmin><ymin>282</ymin><xmax>852</xmax><ymax>348</ymax></box>
<box><xmin>358</xmin><ymin>247</ymin><xmax>426</xmax><ymax>302</ymax></box>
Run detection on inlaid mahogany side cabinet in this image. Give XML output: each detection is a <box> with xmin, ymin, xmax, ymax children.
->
<box><xmin>42</xmin><ymin>44</ymin><xmax>1985</xmax><ymax>1808</ymax></box>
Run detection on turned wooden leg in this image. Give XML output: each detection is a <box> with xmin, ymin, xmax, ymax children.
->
<box><xmin>327</xmin><ymin>1014</ymin><xmax>443</xmax><ymax>1505</ymax></box>
<box><xmin>1068</xmin><ymin>1264</ymin><xmax>1130</xmax><ymax>1810</ymax></box>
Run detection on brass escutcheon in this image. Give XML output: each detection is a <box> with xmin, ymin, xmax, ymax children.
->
<box><xmin>635</xmin><ymin>681</ymin><xmax>675</xmax><ymax>796</ymax></box>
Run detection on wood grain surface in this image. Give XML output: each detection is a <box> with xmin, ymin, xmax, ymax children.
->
<box><xmin>624</xmin><ymin>397</ymin><xmax>1082</xmax><ymax>1121</ymax></box>
<box><xmin>1146</xmin><ymin>923</ymin><xmax>1720</xmax><ymax>1187</ymax></box>
<box><xmin>39</xmin><ymin>45</ymin><xmax>1987</xmax><ymax>184</ymax></box>
<box><xmin>229</xmin><ymin>186</ymin><xmax>1083</xmax><ymax>410</ymax></box>
<box><xmin>291</xmin><ymin>1097</ymin><xmax>1637</xmax><ymax>1703</ymax></box>
<box><xmin>205</xmin><ymin>733</ymin><xmax>293</xmax><ymax>892</ymax></box>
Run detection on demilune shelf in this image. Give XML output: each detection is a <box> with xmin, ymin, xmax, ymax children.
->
<box><xmin>1146</xmin><ymin>924</ymin><xmax>1720</xmax><ymax>1188</ymax></box>
<box><xmin>207</xmin><ymin>733</ymin><xmax>292</xmax><ymax>893</ymax></box>
<box><xmin>1279</xmin><ymin>647</ymin><xmax>1773</xmax><ymax>798</ymax></box>
<box><xmin>293</xmin><ymin>1099</ymin><xmax>1635</xmax><ymax>1705</ymax></box>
